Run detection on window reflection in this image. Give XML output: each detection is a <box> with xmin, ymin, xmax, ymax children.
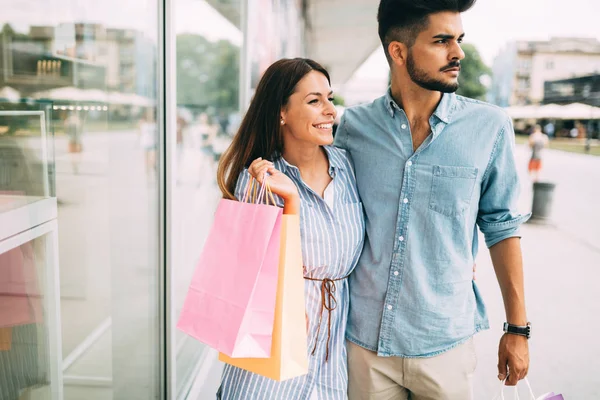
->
<box><xmin>1</xmin><ymin>2</ymin><xmax>160</xmax><ymax>398</ymax></box>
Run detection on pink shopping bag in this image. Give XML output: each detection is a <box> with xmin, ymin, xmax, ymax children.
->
<box><xmin>0</xmin><ymin>243</ymin><xmax>43</xmax><ymax>329</ymax></box>
<box><xmin>177</xmin><ymin>179</ymin><xmax>283</xmax><ymax>358</ymax></box>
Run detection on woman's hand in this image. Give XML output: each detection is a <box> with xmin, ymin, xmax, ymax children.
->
<box><xmin>248</xmin><ymin>158</ymin><xmax>299</xmax><ymax>201</ymax></box>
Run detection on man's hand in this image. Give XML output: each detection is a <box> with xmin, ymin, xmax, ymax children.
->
<box><xmin>497</xmin><ymin>333</ymin><xmax>529</xmax><ymax>385</ymax></box>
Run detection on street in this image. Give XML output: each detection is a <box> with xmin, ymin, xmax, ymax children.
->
<box><xmin>50</xmin><ymin>130</ymin><xmax>599</xmax><ymax>399</ymax></box>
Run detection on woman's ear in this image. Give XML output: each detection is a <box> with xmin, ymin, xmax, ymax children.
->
<box><xmin>280</xmin><ymin>109</ymin><xmax>287</xmax><ymax>126</ymax></box>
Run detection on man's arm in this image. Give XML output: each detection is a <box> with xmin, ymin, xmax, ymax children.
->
<box><xmin>477</xmin><ymin>116</ymin><xmax>531</xmax><ymax>386</ymax></box>
<box><xmin>489</xmin><ymin>237</ymin><xmax>529</xmax><ymax>386</ymax></box>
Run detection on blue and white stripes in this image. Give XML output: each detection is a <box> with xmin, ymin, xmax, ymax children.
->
<box><xmin>218</xmin><ymin>145</ymin><xmax>365</xmax><ymax>400</ymax></box>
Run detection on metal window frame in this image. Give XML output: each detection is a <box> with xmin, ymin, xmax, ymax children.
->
<box><xmin>158</xmin><ymin>0</ymin><xmax>177</xmax><ymax>398</ymax></box>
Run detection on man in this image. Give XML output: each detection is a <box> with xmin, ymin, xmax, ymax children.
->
<box><xmin>334</xmin><ymin>0</ymin><xmax>531</xmax><ymax>398</ymax></box>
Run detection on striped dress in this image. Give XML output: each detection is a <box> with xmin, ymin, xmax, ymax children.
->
<box><xmin>218</xmin><ymin>145</ymin><xmax>365</xmax><ymax>400</ymax></box>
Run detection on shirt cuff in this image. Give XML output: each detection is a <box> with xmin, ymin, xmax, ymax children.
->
<box><xmin>479</xmin><ymin>213</ymin><xmax>531</xmax><ymax>248</ymax></box>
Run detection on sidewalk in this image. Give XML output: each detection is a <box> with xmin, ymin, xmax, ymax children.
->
<box><xmin>473</xmin><ymin>144</ymin><xmax>599</xmax><ymax>398</ymax></box>
<box><xmin>51</xmin><ymin>131</ymin><xmax>599</xmax><ymax>398</ymax></box>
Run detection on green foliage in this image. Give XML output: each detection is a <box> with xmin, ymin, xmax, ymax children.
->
<box><xmin>456</xmin><ymin>43</ymin><xmax>491</xmax><ymax>100</ymax></box>
<box><xmin>332</xmin><ymin>94</ymin><xmax>345</xmax><ymax>106</ymax></box>
<box><xmin>176</xmin><ymin>34</ymin><xmax>240</xmax><ymax>111</ymax></box>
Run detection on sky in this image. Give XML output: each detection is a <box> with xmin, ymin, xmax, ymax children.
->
<box><xmin>1</xmin><ymin>0</ymin><xmax>598</xmax><ymax>79</ymax></box>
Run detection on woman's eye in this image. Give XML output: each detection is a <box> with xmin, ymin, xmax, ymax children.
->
<box><xmin>308</xmin><ymin>99</ymin><xmax>318</xmax><ymax>104</ymax></box>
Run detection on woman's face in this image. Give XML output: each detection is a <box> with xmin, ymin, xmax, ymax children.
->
<box><xmin>280</xmin><ymin>70</ymin><xmax>337</xmax><ymax>147</ymax></box>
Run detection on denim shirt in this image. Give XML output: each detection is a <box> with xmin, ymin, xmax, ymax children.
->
<box><xmin>334</xmin><ymin>91</ymin><xmax>530</xmax><ymax>357</ymax></box>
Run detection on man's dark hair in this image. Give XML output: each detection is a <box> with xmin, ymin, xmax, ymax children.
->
<box><xmin>377</xmin><ymin>0</ymin><xmax>476</xmax><ymax>61</ymax></box>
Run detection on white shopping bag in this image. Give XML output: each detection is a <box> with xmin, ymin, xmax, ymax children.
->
<box><xmin>491</xmin><ymin>378</ymin><xmax>564</xmax><ymax>400</ymax></box>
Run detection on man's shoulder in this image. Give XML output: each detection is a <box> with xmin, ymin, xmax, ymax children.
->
<box><xmin>324</xmin><ymin>145</ymin><xmax>354</xmax><ymax>170</ymax></box>
<box><xmin>325</xmin><ymin>144</ymin><xmax>349</xmax><ymax>159</ymax></box>
<box><xmin>342</xmin><ymin>95</ymin><xmax>388</xmax><ymax>124</ymax></box>
<box><xmin>452</xmin><ymin>95</ymin><xmax>510</xmax><ymax>124</ymax></box>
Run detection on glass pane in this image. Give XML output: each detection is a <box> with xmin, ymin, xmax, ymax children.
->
<box><xmin>0</xmin><ymin>104</ymin><xmax>54</xmax><ymax>208</ymax></box>
<box><xmin>172</xmin><ymin>0</ymin><xmax>242</xmax><ymax>397</ymax></box>
<box><xmin>0</xmin><ymin>235</ymin><xmax>52</xmax><ymax>400</ymax></box>
<box><xmin>1</xmin><ymin>0</ymin><xmax>161</xmax><ymax>398</ymax></box>
<box><xmin>172</xmin><ymin>1</ymin><xmax>308</xmax><ymax>397</ymax></box>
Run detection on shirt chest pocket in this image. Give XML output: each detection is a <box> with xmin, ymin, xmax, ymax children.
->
<box><xmin>428</xmin><ymin>165</ymin><xmax>478</xmax><ymax>218</ymax></box>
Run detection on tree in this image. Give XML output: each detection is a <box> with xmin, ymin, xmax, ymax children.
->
<box><xmin>176</xmin><ymin>34</ymin><xmax>240</xmax><ymax>112</ymax></box>
<box><xmin>1</xmin><ymin>23</ymin><xmax>15</xmax><ymax>36</ymax></box>
<box><xmin>456</xmin><ymin>43</ymin><xmax>490</xmax><ymax>101</ymax></box>
<box><xmin>332</xmin><ymin>94</ymin><xmax>345</xmax><ymax>106</ymax></box>
<box><xmin>1</xmin><ymin>23</ymin><xmax>30</xmax><ymax>40</ymax></box>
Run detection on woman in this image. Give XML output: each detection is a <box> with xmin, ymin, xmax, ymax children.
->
<box><xmin>216</xmin><ymin>58</ymin><xmax>365</xmax><ymax>399</ymax></box>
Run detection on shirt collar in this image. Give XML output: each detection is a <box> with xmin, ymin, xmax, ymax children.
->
<box><xmin>384</xmin><ymin>87</ymin><xmax>454</xmax><ymax>124</ymax></box>
<box><xmin>275</xmin><ymin>145</ymin><xmax>343</xmax><ymax>178</ymax></box>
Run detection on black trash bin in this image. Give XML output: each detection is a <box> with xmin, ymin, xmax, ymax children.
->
<box><xmin>530</xmin><ymin>182</ymin><xmax>556</xmax><ymax>221</ymax></box>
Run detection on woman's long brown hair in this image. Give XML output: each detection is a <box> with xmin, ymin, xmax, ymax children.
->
<box><xmin>217</xmin><ymin>58</ymin><xmax>331</xmax><ymax>199</ymax></box>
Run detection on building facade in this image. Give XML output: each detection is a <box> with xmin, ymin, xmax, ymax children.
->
<box><xmin>489</xmin><ymin>37</ymin><xmax>600</xmax><ymax>106</ymax></box>
<box><xmin>544</xmin><ymin>73</ymin><xmax>600</xmax><ymax>107</ymax></box>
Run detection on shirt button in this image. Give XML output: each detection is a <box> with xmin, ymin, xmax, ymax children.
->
<box><xmin>407</xmin><ymin>161</ymin><xmax>413</xmax><ymax>167</ymax></box>
<box><xmin>399</xmin><ymin>236</ymin><xmax>404</xmax><ymax>242</ymax></box>
<box><xmin>394</xmin><ymin>271</ymin><xmax>399</xmax><ymax>276</ymax></box>
<box><xmin>401</xmin><ymin>124</ymin><xmax>407</xmax><ymax>129</ymax></box>
<box><xmin>403</xmin><ymin>198</ymin><xmax>408</xmax><ymax>204</ymax></box>
<box><xmin>387</xmin><ymin>305</ymin><xmax>393</xmax><ymax>310</ymax></box>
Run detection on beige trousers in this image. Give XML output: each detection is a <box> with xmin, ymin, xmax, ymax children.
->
<box><xmin>347</xmin><ymin>339</ymin><xmax>477</xmax><ymax>400</ymax></box>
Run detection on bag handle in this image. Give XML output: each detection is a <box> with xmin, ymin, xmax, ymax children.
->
<box><xmin>242</xmin><ymin>174</ymin><xmax>277</xmax><ymax>206</ymax></box>
<box><xmin>492</xmin><ymin>378</ymin><xmax>536</xmax><ymax>400</ymax></box>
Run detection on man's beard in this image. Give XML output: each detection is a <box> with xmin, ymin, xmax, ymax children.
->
<box><xmin>406</xmin><ymin>51</ymin><xmax>459</xmax><ymax>93</ymax></box>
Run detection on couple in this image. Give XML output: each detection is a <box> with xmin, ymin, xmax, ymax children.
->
<box><xmin>216</xmin><ymin>0</ymin><xmax>531</xmax><ymax>398</ymax></box>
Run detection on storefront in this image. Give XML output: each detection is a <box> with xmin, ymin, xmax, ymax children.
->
<box><xmin>0</xmin><ymin>1</ymin><xmax>306</xmax><ymax>399</ymax></box>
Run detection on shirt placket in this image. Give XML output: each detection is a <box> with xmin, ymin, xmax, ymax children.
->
<box><xmin>377</xmin><ymin>115</ymin><xmax>442</xmax><ymax>355</ymax></box>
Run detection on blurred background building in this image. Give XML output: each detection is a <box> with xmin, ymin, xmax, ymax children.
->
<box><xmin>489</xmin><ymin>37</ymin><xmax>600</xmax><ymax>106</ymax></box>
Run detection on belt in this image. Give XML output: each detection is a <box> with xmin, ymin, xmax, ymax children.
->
<box><xmin>303</xmin><ymin>273</ymin><xmax>350</xmax><ymax>362</ymax></box>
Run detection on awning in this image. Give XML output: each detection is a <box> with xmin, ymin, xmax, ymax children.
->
<box><xmin>0</xmin><ymin>86</ymin><xmax>20</xmax><ymax>102</ymax></box>
<box><xmin>505</xmin><ymin>103</ymin><xmax>600</xmax><ymax>120</ymax></box>
<box><xmin>33</xmin><ymin>87</ymin><xmax>108</xmax><ymax>103</ymax></box>
<box><xmin>32</xmin><ymin>88</ymin><xmax>155</xmax><ymax>106</ymax></box>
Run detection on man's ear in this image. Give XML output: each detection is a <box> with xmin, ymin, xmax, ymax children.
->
<box><xmin>388</xmin><ymin>41</ymin><xmax>408</xmax><ymax>67</ymax></box>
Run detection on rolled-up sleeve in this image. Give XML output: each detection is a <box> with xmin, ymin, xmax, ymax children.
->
<box><xmin>477</xmin><ymin>117</ymin><xmax>531</xmax><ymax>248</ymax></box>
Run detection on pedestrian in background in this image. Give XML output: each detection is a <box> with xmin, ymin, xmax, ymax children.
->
<box><xmin>528</xmin><ymin>124</ymin><xmax>549</xmax><ymax>182</ymax></box>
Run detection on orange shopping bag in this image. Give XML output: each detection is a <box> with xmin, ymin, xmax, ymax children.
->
<box><xmin>219</xmin><ymin>214</ymin><xmax>308</xmax><ymax>381</ymax></box>
<box><xmin>0</xmin><ymin>327</ymin><xmax>11</xmax><ymax>351</ymax></box>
